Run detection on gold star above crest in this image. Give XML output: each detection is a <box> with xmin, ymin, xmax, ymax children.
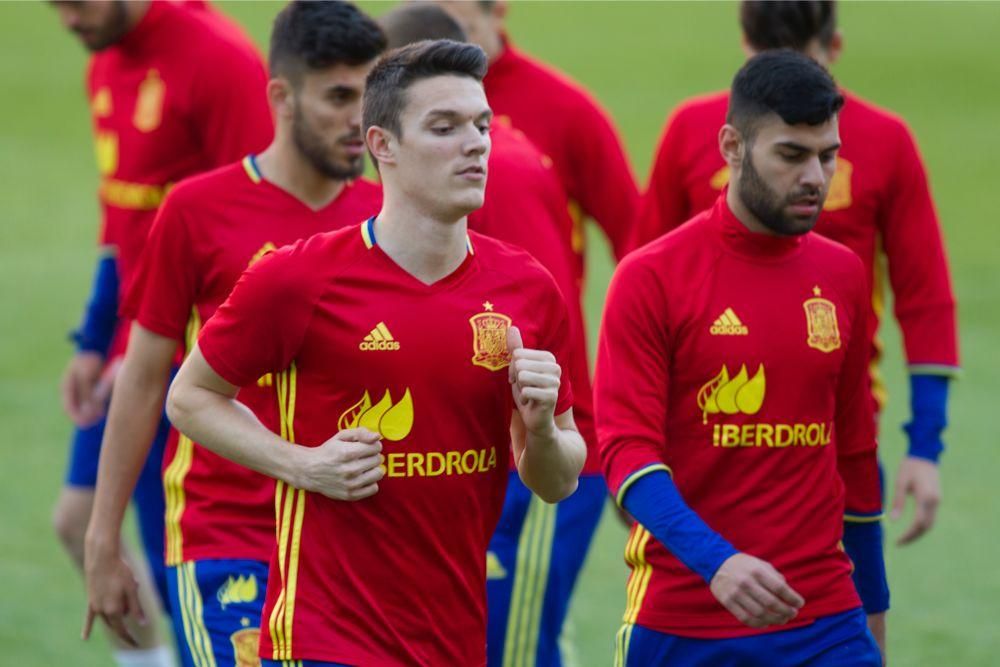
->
<box><xmin>483</xmin><ymin>301</ymin><xmax>494</xmax><ymax>311</ymax></box>
<box><xmin>812</xmin><ymin>286</ymin><xmax>822</xmax><ymax>296</ymax></box>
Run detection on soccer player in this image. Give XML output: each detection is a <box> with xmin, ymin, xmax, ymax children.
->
<box><xmin>436</xmin><ymin>0</ymin><xmax>639</xmax><ymax>275</ymax></box>
<box><xmin>377</xmin><ymin>7</ymin><xmax>606</xmax><ymax>666</ymax></box>
<box><xmin>632</xmin><ymin>0</ymin><xmax>960</xmax><ymax>547</ymax></box>
<box><xmin>596</xmin><ymin>51</ymin><xmax>887</xmax><ymax>665</ymax></box>
<box><xmin>81</xmin><ymin>2</ymin><xmax>385</xmax><ymax>664</ymax></box>
<box><xmin>166</xmin><ymin>39</ymin><xmax>586</xmax><ymax>666</ymax></box>
<box><xmin>50</xmin><ymin>1</ymin><xmax>271</xmax><ymax>664</ymax></box>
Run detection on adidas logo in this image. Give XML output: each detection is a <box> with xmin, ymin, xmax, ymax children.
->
<box><xmin>710</xmin><ymin>308</ymin><xmax>749</xmax><ymax>336</ymax></box>
<box><xmin>360</xmin><ymin>322</ymin><xmax>400</xmax><ymax>351</ymax></box>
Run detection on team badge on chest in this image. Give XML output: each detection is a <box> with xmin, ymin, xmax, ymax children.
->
<box><xmin>470</xmin><ymin>301</ymin><xmax>512</xmax><ymax>371</ymax></box>
<box><xmin>803</xmin><ymin>286</ymin><xmax>841</xmax><ymax>353</ymax></box>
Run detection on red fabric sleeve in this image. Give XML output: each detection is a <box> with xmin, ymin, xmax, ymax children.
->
<box><xmin>190</xmin><ymin>45</ymin><xmax>272</xmax><ymax>166</ymax></box>
<box><xmin>595</xmin><ymin>257</ymin><xmax>672</xmax><ymax>502</ymax></box>
<box><xmin>565</xmin><ymin>95</ymin><xmax>638</xmax><ymax>261</ymax></box>
<box><xmin>631</xmin><ymin>110</ymin><xmax>691</xmax><ymax>252</ymax></box>
<box><xmin>198</xmin><ymin>244</ymin><xmax>316</xmax><ymax>388</ymax></box>
<box><xmin>126</xmin><ymin>189</ymin><xmax>198</xmax><ymax>340</ymax></box>
<box><xmin>835</xmin><ymin>258</ymin><xmax>883</xmax><ymax>519</ymax></box>
<box><xmin>522</xmin><ymin>273</ymin><xmax>575</xmax><ymax>418</ymax></box>
<box><xmin>880</xmin><ymin>121</ymin><xmax>959</xmax><ymax>372</ymax></box>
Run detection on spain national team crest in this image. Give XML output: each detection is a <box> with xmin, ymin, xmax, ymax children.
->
<box><xmin>803</xmin><ymin>287</ymin><xmax>841</xmax><ymax>353</ymax></box>
<box><xmin>230</xmin><ymin>628</ymin><xmax>261</xmax><ymax>667</ymax></box>
<box><xmin>133</xmin><ymin>68</ymin><xmax>165</xmax><ymax>133</ymax></box>
<box><xmin>470</xmin><ymin>302</ymin><xmax>512</xmax><ymax>371</ymax></box>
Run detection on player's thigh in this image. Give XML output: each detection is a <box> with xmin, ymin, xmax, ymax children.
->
<box><xmin>614</xmin><ymin>623</ymin><xmax>749</xmax><ymax>667</ymax></box>
<box><xmin>167</xmin><ymin>559</ymin><xmax>269</xmax><ymax>667</ymax></box>
<box><xmin>130</xmin><ymin>409</ymin><xmax>171</xmax><ymax>608</ymax></box>
<box><xmin>261</xmin><ymin>660</ymin><xmax>351</xmax><ymax>666</ymax></box>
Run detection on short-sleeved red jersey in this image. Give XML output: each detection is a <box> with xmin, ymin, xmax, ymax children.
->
<box><xmin>197</xmin><ymin>224</ymin><xmax>574</xmax><ymax>665</ymax></box>
<box><xmin>469</xmin><ymin>119</ymin><xmax>598</xmax><ymax>473</ymax></box>
<box><xmin>126</xmin><ymin>156</ymin><xmax>380</xmax><ymax>565</ymax></box>
<box><xmin>484</xmin><ymin>38</ymin><xmax>639</xmax><ymax>269</ymax></box>
<box><xmin>87</xmin><ymin>0</ymin><xmax>272</xmax><ymax>296</ymax></box>
<box><xmin>596</xmin><ymin>196</ymin><xmax>881</xmax><ymax>638</ymax></box>
<box><xmin>633</xmin><ymin>91</ymin><xmax>959</xmax><ymax>405</ymax></box>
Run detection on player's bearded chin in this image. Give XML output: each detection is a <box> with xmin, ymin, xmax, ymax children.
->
<box><xmin>292</xmin><ymin>102</ymin><xmax>365</xmax><ymax>180</ymax></box>
<box><xmin>738</xmin><ymin>149</ymin><xmax>822</xmax><ymax>237</ymax></box>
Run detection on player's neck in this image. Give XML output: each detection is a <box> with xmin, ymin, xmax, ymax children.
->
<box><xmin>373</xmin><ymin>197</ymin><xmax>471</xmax><ymax>286</ymax></box>
<box><xmin>254</xmin><ymin>142</ymin><xmax>346</xmax><ymax>211</ymax></box>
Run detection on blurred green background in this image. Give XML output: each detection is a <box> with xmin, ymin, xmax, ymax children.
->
<box><xmin>1</xmin><ymin>1</ymin><xmax>998</xmax><ymax>665</ymax></box>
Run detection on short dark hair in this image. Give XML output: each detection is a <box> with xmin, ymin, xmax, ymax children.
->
<box><xmin>269</xmin><ymin>0</ymin><xmax>386</xmax><ymax>84</ymax></box>
<box><xmin>363</xmin><ymin>40</ymin><xmax>487</xmax><ymax>139</ymax></box>
<box><xmin>379</xmin><ymin>3</ymin><xmax>467</xmax><ymax>51</ymax></box>
<box><xmin>727</xmin><ymin>49</ymin><xmax>844</xmax><ymax>140</ymax></box>
<box><xmin>740</xmin><ymin>1</ymin><xmax>837</xmax><ymax>52</ymax></box>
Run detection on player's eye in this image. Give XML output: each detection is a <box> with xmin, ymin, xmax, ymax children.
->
<box><xmin>431</xmin><ymin>125</ymin><xmax>454</xmax><ymax>135</ymax></box>
<box><xmin>476</xmin><ymin>123</ymin><xmax>490</xmax><ymax>135</ymax></box>
<box><xmin>820</xmin><ymin>151</ymin><xmax>837</xmax><ymax>164</ymax></box>
<box><xmin>779</xmin><ymin>151</ymin><xmax>806</xmax><ymax>163</ymax></box>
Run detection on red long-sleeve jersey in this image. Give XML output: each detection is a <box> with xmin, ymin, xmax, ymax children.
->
<box><xmin>87</xmin><ymin>0</ymin><xmax>272</xmax><ymax>298</ymax></box>
<box><xmin>468</xmin><ymin>119</ymin><xmax>598</xmax><ymax>474</ymax></box>
<box><xmin>484</xmin><ymin>38</ymin><xmax>639</xmax><ymax>271</ymax></box>
<box><xmin>633</xmin><ymin>90</ymin><xmax>959</xmax><ymax>408</ymax></box>
<box><xmin>596</xmin><ymin>196</ymin><xmax>882</xmax><ymax>638</ymax></box>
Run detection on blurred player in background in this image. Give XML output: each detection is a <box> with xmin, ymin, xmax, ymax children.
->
<box><xmin>598</xmin><ymin>51</ymin><xmax>887</xmax><ymax>666</ymax></box>
<box><xmin>633</xmin><ymin>0</ymin><xmax>960</xmax><ymax>551</ymax></box>
<box><xmin>437</xmin><ymin>0</ymin><xmax>639</xmax><ymax>282</ymax></box>
<box><xmin>166</xmin><ymin>39</ymin><xmax>586</xmax><ymax>665</ymax></box>
<box><xmin>50</xmin><ymin>0</ymin><xmax>271</xmax><ymax>664</ymax></box>
<box><xmin>379</xmin><ymin>5</ymin><xmax>604</xmax><ymax>666</ymax></box>
<box><xmin>82</xmin><ymin>2</ymin><xmax>384</xmax><ymax>665</ymax></box>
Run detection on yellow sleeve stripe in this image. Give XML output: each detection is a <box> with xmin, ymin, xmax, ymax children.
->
<box><xmin>844</xmin><ymin>512</ymin><xmax>884</xmax><ymax>523</ymax></box>
<box><xmin>909</xmin><ymin>364</ymin><xmax>962</xmax><ymax>379</ymax></box>
<box><xmin>615</xmin><ymin>463</ymin><xmax>673</xmax><ymax>507</ymax></box>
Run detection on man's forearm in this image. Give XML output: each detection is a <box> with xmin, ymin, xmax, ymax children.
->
<box><xmin>517</xmin><ymin>423</ymin><xmax>585</xmax><ymax>503</ymax></box>
<box><xmin>87</xmin><ymin>358</ymin><xmax>170</xmax><ymax>551</ymax></box>
<box><xmin>166</xmin><ymin>381</ymin><xmax>307</xmax><ymax>487</ymax></box>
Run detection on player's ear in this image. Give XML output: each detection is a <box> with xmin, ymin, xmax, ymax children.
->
<box><xmin>826</xmin><ymin>30</ymin><xmax>844</xmax><ymax>65</ymax></box>
<box><xmin>366</xmin><ymin>125</ymin><xmax>397</xmax><ymax>167</ymax></box>
<box><xmin>268</xmin><ymin>77</ymin><xmax>295</xmax><ymax>121</ymax></box>
<box><xmin>493</xmin><ymin>0</ymin><xmax>508</xmax><ymax>21</ymax></box>
<box><xmin>719</xmin><ymin>124</ymin><xmax>744</xmax><ymax>171</ymax></box>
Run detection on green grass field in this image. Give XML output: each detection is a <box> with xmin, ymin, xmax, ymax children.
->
<box><xmin>2</xmin><ymin>1</ymin><xmax>998</xmax><ymax>665</ymax></box>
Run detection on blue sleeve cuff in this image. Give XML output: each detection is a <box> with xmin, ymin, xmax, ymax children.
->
<box><xmin>904</xmin><ymin>374</ymin><xmax>950</xmax><ymax>463</ymax></box>
<box><xmin>842</xmin><ymin>520</ymin><xmax>890</xmax><ymax>613</ymax></box>
<box><xmin>71</xmin><ymin>253</ymin><xmax>119</xmax><ymax>356</ymax></box>
<box><xmin>621</xmin><ymin>470</ymin><xmax>738</xmax><ymax>583</ymax></box>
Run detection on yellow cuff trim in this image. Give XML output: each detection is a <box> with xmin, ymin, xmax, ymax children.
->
<box><xmin>844</xmin><ymin>513</ymin><xmax>884</xmax><ymax>523</ymax></box>
<box><xmin>615</xmin><ymin>463</ymin><xmax>672</xmax><ymax>507</ymax></box>
<box><xmin>909</xmin><ymin>364</ymin><xmax>961</xmax><ymax>379</ymax></box>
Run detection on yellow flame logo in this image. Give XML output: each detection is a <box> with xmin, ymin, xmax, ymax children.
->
<box><xmin>337</xmin><ymin>389</ymin><xmax>414</xmax><ymax>441</ymax></box>
<box><xmin>216</xmin><ymin>574</ymin><xmax>259</xmax><ymax>608</ymax></box>
<box><xmin>697</xmin><ymin>364</ymin><xmax>766</xmax><ymax>424</ymax></box>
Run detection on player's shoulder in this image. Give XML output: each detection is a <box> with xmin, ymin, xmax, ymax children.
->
<box><xmin>673</xmin><ymin>90</ymin><xmax>730</xmax><ymax>118</ymax></box>
<box><xmin>470</xmin><ymin>231</ymin><xmax>560</xmax><ymax>290</ymax></box>
<box><xmin>249</xmin><ymin>225</ymin><xmax>365</xmax><ymax>288</ymax></box>
<box><xmin>500</xmin><ymin>44</ymin><xmax>605</xmax><ymax>114</ymax></box>
<box><xmin>344</xmin><ymin>177</ymin><xmax>383</xmax><ymax>207</ymax></box>
<box><xmin>163</xmin><ymin>1</ymin><xmax>262</xmax><ymax>65</ymax></box>
<box><xmin>841</xmin><ymin>89</ymin><xmax>911</xmax><ymax>136</ymax></box>
<box><xmin>804</xmin><ymin>232</ymin><xmax>866</xmax><ymax>284</ymax></box>
<box><xmin>660</xmin><ymin>90</ymin><xmax>729</xmax><ymax>140</ymax></box>
<box><xmin>164</xmin><ymin>160</ymin><xmax>251</xmax><ymax>206</ymax></box>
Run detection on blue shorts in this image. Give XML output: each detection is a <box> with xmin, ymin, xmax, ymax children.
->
<box><xmin>64</xmin><ymin>410</ymin><xmax>171</xmax><ymax>611</ymax></box>
<box><xmin>261</xmin><ymin>662</ymin><xmax>350</xmax><ymax>667</ymax></box>
<box><xmin>487</xmin><ymin>472</ymin><xmax>607</xmax><ymax>667</ymax></box>
<box><xmin>615</xmin><ymin>607</ymin><xmax>881</xmax><ymax>667</ymax></box>
<box><xmin>167</xmin><ymin>559</ymin><xmax>269</xmax><ymax>667</ymax></box>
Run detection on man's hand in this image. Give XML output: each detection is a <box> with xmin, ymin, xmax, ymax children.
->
<box><xmin>709</xmin><ymin>553</ymin><xmax>804</xmax><ymax>628</ymax></box>
<box><xmin>507</xmin><ymin>326</ymin><xmax>560</xmax><ymax>437</ymax></box>
<box><xmin>61</xmin><ymin>351</ymin><xmax>107</xmax><ymax>426</ymax></box>
<box><xmin>867</xmin><ymin>612</ymin><xmax>887</xmax><ymax>665</ymax></box>
<box><xmin>891</xmin><ymin>457</ymin><xmax>941</xmax><ymax>545</ymax></box>
<box><xmin>82</xmin><ymin>539</ymin><xmax>144</xmax><ymax>646</ymax></box>
<box><xmin>297</xmin><ymin>428</ymin><xmax>384</xmax><ymax>500</ymax></box>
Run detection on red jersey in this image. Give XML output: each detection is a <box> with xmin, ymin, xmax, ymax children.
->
<box><xmin>126</xmin><ymin>157</ymin><xmax>381</xmax><ymax>565</ymax></box>
<box><xmin>484</xmin><ymin>38</ymin><xmax>639</xmax><ymax>270</ymax></box>
<box><xmin>633</xmin><ymin>90</ymin><xmax>960</xmax><ymax>406</ymax></box>
<box><xmin>197</xmin><ymin>224</ymin><xmax>574</xmax><ymax>665</ymax></box>
<box><xmin>469</xmin><ymin>119</ymin><xmax>598</xmax><ymax>474</ymax></box>
<box><xmin>596</xmin><ymin>196</ymin><xmax>882</xmax><ymax>638</ymax></box>
<box><xmin>87</xmin><ymin>0</ymin><xmax>272</xmax><ymax>297</ymax></box>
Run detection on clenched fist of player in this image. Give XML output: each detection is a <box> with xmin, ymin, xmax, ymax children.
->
<box><xmin>710</xmin><ymin>553</ymin><xmax>805</xmax><ymax>628</ymax></box>
<box><xmin>297</xmin><ymin>427</ymin><xmax>384</xmax><ymax>501</ymax></box>
<box><xmin>507</xmin><ymin>325</ymin><xmax>561</xmax><ymax>436</ymax></box>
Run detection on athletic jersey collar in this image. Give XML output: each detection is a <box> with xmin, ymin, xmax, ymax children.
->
<box><xmin>715</xmin><ymin>190</ymin><xmax>806</xmax><ymax>261</ymax></box>
<box><xmin>116</xmin><ymin>0</ymin><xmax>166</xmax><ymax>53</ymax></box>
<box><xmin>360</xmin><ymin>217</ymin><xmax>476</xmax><ymax>290</ymax></box>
